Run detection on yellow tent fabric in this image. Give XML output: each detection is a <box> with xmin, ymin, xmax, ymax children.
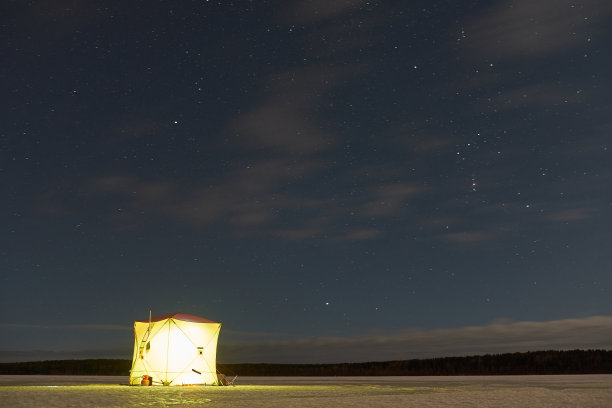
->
<box><xmin>129</xmin><ymin>313</ymin><xmax>221</xmax><ymax>386</ymax></box>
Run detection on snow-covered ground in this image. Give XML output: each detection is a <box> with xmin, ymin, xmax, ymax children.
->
<box><xmin>1</xmin><ymin>375</ymin><xmax>611</xmax><ymax>407</ymax></box>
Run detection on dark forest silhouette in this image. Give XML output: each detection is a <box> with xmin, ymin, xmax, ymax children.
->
<box><xmin>2</xmin><ymin>350</ymin><xmax>612</xmax><ymax>376</ymax></box>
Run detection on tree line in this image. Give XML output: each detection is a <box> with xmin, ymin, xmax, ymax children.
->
<box><xmin>0</xmin><ymin>359</ymin><xmax>131</xmax><ymax>376</ymax></box>
<box><xmin>1</xmin><ymin>350</ymin><xmax>611</xmax><ymax>376</ymax></box>
<box><xmin>221</xmin><ymin>349</ymin><xmax>612</xmax><ymax>376</ymax></box>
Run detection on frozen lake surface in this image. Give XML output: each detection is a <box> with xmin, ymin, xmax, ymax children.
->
<box><xmin>1</xmin><ymin>375</ymin><xmax>611</xmax><ymax>407</ymax></box>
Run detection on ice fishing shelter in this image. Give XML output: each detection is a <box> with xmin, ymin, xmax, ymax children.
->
<box><xmin>129</xmin><ymin>313</ymin><xmax>221</xmax><ymax>386</ymax></box>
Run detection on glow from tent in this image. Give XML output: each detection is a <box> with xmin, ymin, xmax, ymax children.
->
<box><xmin>129</xmin><ymin>313</ymin><xmax>221</xmax><ymax>386</ymax></box>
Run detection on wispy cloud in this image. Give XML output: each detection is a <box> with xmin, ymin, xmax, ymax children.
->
<box><xmin>229</xmin><ymin>69</ymin><xmax>343</xmax><ymax>154</ymax></box>
<box><xmin>438</xmin><ymin>230</ymin><xmax>494</xmax><ymax>244</ymax></box>
<box><xmin>485</xmin><ymin>83</ymin><xmax>588</xmax><ymax>112</ymax></box>
<box><xmin>545</xmin><ymin>206</ymin><xmax>596</xmax><ymax>222</ymax></box>
<box><xmin>332</xmin><ymin>228</ymin><xmax>380</xmax><ymax>242</ymax></box>
<box><xmin>40</xmin><ymin>3</ymin><xmax>423</xmax><ymax>243</ymax></box>
<box><xmin>359</xmin><ymin>183</ymin><xmax>425</xmax><ymax>217</ymax></box>
<box><xmin>462</xmin><ymin>0</ymin><xmax>610</xmax><ymax>59</ymax></box>
<box><xmin>7</xmin><ymin>0</ymin><xmax>106</xmax><ymax>45</ymax></box>
<box><xmin>0</xmin><ymin>349</ymin><xmax>131</xmax><ymax>363</ymax></box>
<box><xmin>218</xmin><ymin>316</ymin><xmax>612</xmax><ymax>363</ymax></box>
<box><xmin>272</xmin><ymin>226</ymin><xmax>325</xmax><ymax>241</ymax></box>
<box><xmin>0</xmin><ymin>323</ymin><xmax>129</xmax><ymax>331</ymax></box>
<box><xmin>4</xmin><ymin>317</ymin><xmax>611</xmax><ymax>364</ymax></box>
<box><xmin>91</xmin><ymin>157</ymin><xmax>326</xmax><ymax>231</ymax></box>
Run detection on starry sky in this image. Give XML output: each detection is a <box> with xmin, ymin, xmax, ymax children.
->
<box><xmin>2</xmin><ymin>0</ymin><xmax>612</xmax><ymax>364</ymax></box>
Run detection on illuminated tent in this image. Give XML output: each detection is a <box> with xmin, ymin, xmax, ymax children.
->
<box><xmin>129</xmin><ymin>313</ymin><xmax>221</xmax><ymax>386</ymax></box>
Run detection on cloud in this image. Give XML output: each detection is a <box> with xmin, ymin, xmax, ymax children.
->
<box><xmin>0</xmin><ymin>323</ymin><xmax>130</xmax><ymax>331</ymax></box>
<box><xmin>486</xmin><ymin>82</ymin><xmax>588</xmax><ymax>111</ymax></box>
<box><xmin>386</xmin><ymin>122</ymin><xmax>456</xmax><ymax>154</ymax></box>
<box><xmin>6</xmin><ymin>0</ymin><xmax>106</xmax><ymax>45</ymax></box>
<box><xmin>0</xmin><ymin>349</ymin><xmax>131</xmax><ymax>363</ymax></box>
<box><xmin>545</xmin><ymin>206</ymin><xmax>595</xmax><ymax>222</ymax></box>
<box><xmin>332</xmin><ymin>229</ymin><xmax>380</xmax><ymax>241</ymax></box>
<box><xmin>438</xmin><ymin>230</ymin><xmax>494</xmax><ymax>244</ymax></box>
<box><xmin>84</xmin><ymin>7</ymin><xmax>383</xmax><ymax>240</ymax></box>
<box><xmin>72</xmin><ymin>4</ymin><xmax>401</xmax><ymax>242</ymax></box>
<box><xmin>272</xmin><ymin>227</ymin><xmax>323</xmax><ymax>241</ymax></box>
<box><xmin>462</xmin><ymin>0</ymin><xmax>611</xmax><ymax>59</ymax></box>
<box><xmin>232</xmin><ymin>103</ymin><xmax>333</xmax><ymax>154</ymax></box>
<box><xmin>4</xmin><ymin>317</ymin><xmax>611</xmax><ymax>364</ymax></box>
<box><xmin>359</xmin><ymin>183</ymin><xmax>425</xmax><ymax>217</ymax></box>
<box><xmin>229</xmin><ymin>67</ymin><xmax>356</xmax><ymax>154</ymax></box>
<box><xmin>90</xmin><ymin>157</ymin><xmax>327</xmax><ymax>232</ymax></box>
<box><xmin>218</xmin><ymin>316</ymin><xmax>612</xmax><ymax>363</ymax></box>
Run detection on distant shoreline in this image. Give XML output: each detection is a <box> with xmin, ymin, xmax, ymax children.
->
<box><xmin>1</xmin><ymin>350</ymin><xmax>611</xmax><ymax>376</ymax></box>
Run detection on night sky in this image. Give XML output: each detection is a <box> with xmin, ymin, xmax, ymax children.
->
<box><xmin>2</xmin><ymin>0</ymin><xmax>612</xmax><ymax>364</ymax></box>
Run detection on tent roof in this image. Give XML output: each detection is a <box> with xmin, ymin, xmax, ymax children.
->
<box><xmin>137</xmin><ymin>312</ymin><xmax>218</xmax><ymax>324</ymax></box>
